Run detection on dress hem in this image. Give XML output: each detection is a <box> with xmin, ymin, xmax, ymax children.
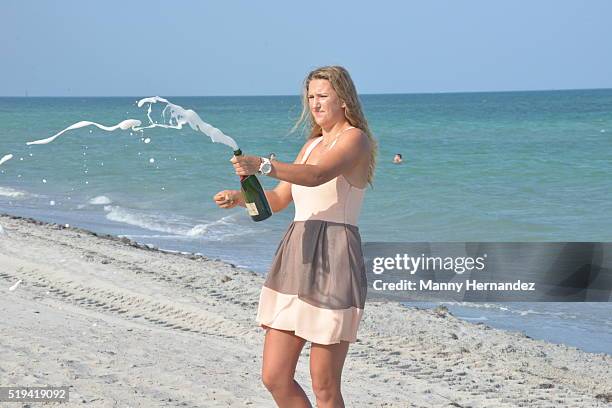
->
<box><xmin>256</xmin><ymin>286</ymin><xmax>364</xmax><ymax>345</ymax></box>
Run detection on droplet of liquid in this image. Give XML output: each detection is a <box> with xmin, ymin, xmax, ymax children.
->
<box><xmin>49</xmin><ymin>200</ymin><xmax>55</xmax><ymax>206</ymax></box>
<box><xmin>149</xmin><ymin>158</ymin><xmax>155</xmax><ymax>163</ymax></box>
<box><xmin>42</xmin><ymin>179</ymin><xmax>47</xmax><ymax>183</ymax></box>
<box><xmin>144</xmin><ymin>138</ymin><xmax>151</xmax><ymax>144</ymax></box>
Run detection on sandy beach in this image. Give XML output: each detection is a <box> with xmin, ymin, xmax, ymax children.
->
<box><xmin>0</xmin><ymin>213</ymin><xmax>610</xmax><ymax>407</ymax></box>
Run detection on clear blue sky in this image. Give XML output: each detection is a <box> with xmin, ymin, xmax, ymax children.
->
<box><xmin>2</xmin><ymin>0</ymin><xmax>611</xmax><ymax>96</ymax></box>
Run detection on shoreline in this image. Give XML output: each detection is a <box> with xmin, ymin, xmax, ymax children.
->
<box><xmin>0</xmin><ymin>212</ymin><xmax>240</xmax><ymax>266</ymax></box>
<box><xmin>1</xmin><ymin>213</ymin><xmax>611</xmax><ymax>407</ymax></box>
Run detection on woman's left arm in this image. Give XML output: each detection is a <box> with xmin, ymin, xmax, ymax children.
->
<box><xmin>231</xmin><ymin>129</ymin><xmax>369</xmax><ymax>187</ymax></box>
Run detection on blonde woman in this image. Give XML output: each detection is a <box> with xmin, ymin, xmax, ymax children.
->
<box><xmin>214</xmin><ymin>66</ymin><xmax>377</xmax><ymax>408</ymax></box>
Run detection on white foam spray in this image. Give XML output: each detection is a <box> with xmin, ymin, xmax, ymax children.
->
<box><xmin>27</xmin><ymin>119</ymin><xmax>142</xmax><ymax>145</ymax></box>
<box><xmin>134</xmin><ymin>97</ymin><xmax>239</xmax><ymax>150</ymax></box>
<box><xmin>0</xmin><ymin>154</ymin><xmax>13</xmax><ymax>166</ymax></box>
<box><xmin>25</xmin><ymin>97</ymin><xmax>239</xmax><ymax>151</ymax></box>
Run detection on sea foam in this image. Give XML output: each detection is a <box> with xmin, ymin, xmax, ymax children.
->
<box><xmin>103</xmin><ymin>205</ymin><xmax>250</xmax><ymax>240</ymax></box>
<box><xmin>0</xmin><ymin>187</ymin><xmax>28</xmax><ymax>198</ymax></box>
<box><xmin>89</xmin><ymin>195</ymin><xmax>112</xmax><ymax>205</ymax></box>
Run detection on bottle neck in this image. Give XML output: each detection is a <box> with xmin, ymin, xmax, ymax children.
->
<box><xmin>233</xmin><ymin>149</ymin><xmax>247</xmax><ymax>181</ymax></box>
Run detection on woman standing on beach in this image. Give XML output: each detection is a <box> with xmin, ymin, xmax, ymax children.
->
<box><xmin>214</xmin><ymin>66</ymin><xmax>376</xmax><ymax>408</ymax></box>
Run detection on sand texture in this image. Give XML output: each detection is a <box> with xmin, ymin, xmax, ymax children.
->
<box><xmin>0</xmin><ymin>214</ymin><xmax>610</xmax><ymax>407</ymax></box>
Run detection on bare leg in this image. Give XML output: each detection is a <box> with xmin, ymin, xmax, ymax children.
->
<box><xmin>309</xmin><ymin>341</ymin><xmax>350</xmax><ymax>408</ymax></box>
<box><xmin>261</xmin><ymin>327</ymin><xmax>312</xmax><ymax>407</ymax></box>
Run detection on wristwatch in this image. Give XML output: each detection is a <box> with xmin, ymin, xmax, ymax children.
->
<box><xmin>258</xmin><ymin>157</ymin><xmax>272</xmax><ymax>175</ymax></box>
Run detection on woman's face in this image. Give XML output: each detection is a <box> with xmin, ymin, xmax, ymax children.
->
<box><xmin>308</xmin><ymin>79</ymin><xmax>345</xmax><ymax>129</ymax></box>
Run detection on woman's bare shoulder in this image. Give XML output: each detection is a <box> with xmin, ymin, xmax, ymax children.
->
<box><xmin>338</xmin><ymin>128</ymin><xmax>370</xmax><ymax>151</ymax></box>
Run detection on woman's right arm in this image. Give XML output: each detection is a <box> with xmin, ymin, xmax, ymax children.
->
<box><xmin>213</xmin><ymin>139</ymin><xmax>314</xmax><ymax>212</ymax></box>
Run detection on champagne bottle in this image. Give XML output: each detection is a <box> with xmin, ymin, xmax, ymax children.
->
<box><xmin>233</xmin><ymin>149</ymin><xmax>272</xmax><ymax>222</ymax></box>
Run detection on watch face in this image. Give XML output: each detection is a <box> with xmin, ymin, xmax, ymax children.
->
<box><xmin>262</xmin><ymin>162</ymin><xmax>272</xmax><ymax>174</ymax></box>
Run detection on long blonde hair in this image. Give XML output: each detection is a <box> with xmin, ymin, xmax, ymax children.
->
<box><xmin>293</xmin><ymin>66</ymin><xmax>377</xmax><ymax>186</ymax></box>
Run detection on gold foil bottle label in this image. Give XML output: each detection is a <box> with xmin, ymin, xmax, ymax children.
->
<box><xmin>246</xmin><ymin>202</ymin><xmax>259</xmax><ymax>216</ymax></box>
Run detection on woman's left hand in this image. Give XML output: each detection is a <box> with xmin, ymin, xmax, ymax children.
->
<box><xmin>231</xmin><ymin>154</ymin><xmax>262</xmax><ymax>176</ymax></box>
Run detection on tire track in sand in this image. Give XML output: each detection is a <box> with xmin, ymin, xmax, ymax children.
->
<box><xmin>0</xmin><ymin>266</ymin><xmax>254</xmax><ymax>339</ymax></box>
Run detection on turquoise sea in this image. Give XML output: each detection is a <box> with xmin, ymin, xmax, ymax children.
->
<box><xmin>1</xmin><ymin>90</ymin><xmax>611</xmax><ymax>353</ymax></box>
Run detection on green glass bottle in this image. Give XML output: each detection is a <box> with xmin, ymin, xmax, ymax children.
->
<box><xmin>234</xmin><ymin>149</ymin><xmax>272</xmax><ymax>222</ymax></box>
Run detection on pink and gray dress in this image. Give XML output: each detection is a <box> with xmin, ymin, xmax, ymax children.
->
<box><xmin>256</xmin><ymin>135</ymin><xmax>368</xmax><ymax>345</ymax></box>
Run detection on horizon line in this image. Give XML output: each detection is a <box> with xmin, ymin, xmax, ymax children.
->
<box><xmin>2</xmin><ymin>86</ymin><xmax>612</xmax><ymax>98</ymax></box>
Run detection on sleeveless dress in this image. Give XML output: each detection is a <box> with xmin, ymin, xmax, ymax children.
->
<box><xmin>256</xmin><ymin>135</ymin><xmax>368</xmax><ymax>345</ymax></box>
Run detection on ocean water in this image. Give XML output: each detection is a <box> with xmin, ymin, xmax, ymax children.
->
<box><xmin>1</xmin><ymin>90</ymin><xmax>611</xmax><ymax>354</ymax></box>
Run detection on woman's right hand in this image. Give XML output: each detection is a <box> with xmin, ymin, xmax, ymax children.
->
<box><xmin>213</xmin><ymin>190</ymin><xmax>243</xmax><ymax>209</ymax></box>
